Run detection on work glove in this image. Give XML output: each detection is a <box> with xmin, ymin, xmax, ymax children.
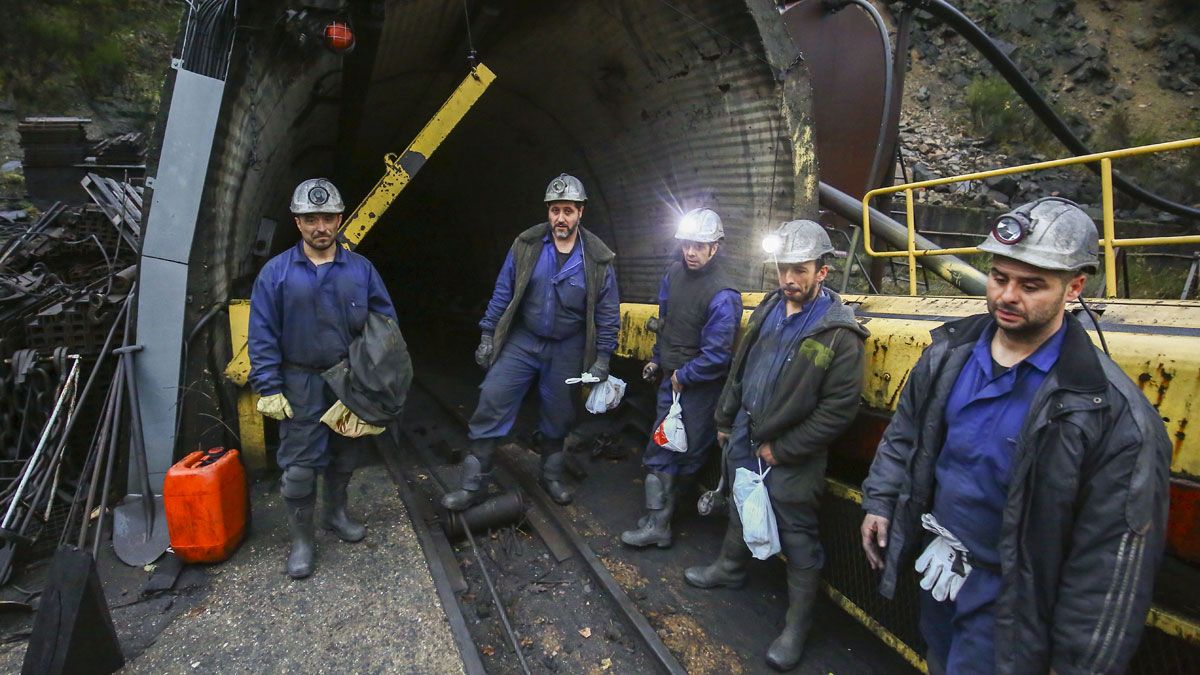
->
<box><xmin>587</xmin><ymin>353</ymin><xmax>611</xmax><ymax>382</ymax></box>
<box><xmin>256</xmin><ymin>393</ymin><xmax>293</xmax><ymax>421</ymax></box>
<box><xmin>914</xmin><ymin>513</ymin><xmax>972</xmax><ymax>602</ymax></box>
<box><xmin>641</xmin><ymin>361</ymin><xmax>659</xmax><ymax>383</ymax></box>
<box><xmin>320</xmin><ymin>400</ymin><xmax>386</xmax><ymax>438</ymax></box>
<box><xmin>474</xmin><ymin>332</ymin><xmax>494</xmax><ymax>370</ymax></box>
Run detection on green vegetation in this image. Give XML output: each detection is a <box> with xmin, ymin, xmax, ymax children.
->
<box><xmin>963</xmin><ymin>76</ymin><xmax>1050</xmax><ymax>146</ymax></box>
<box><xmin>1097</xmin><ymin>107</ymin><xmax>1200</xmax><ymax>208</ymax></box>
<box><xmin>1</xmin><ymin>1</ymin><xmax>181</xmax><ymax>112</ymax></box>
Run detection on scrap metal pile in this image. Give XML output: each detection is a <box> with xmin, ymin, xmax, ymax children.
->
<box><xmin>0</xmin><ymin>171</ymin><xmax>146</xmax><ymax>582</ymax></box>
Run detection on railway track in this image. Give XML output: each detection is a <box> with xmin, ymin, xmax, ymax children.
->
<box><xmin>380</xmin><ymin>382</ymin><xmax>687</xmax><ymax>674</ymax></box>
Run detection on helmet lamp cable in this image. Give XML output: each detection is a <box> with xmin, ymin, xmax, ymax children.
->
<box><xmin>1077</xmin><ymin>294</ymin><xmax>1110</xmax><ymax>356</ymax></box>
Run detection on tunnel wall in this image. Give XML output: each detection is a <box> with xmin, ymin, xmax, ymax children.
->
<box><xmin>346</xmin><ymin>0</ymin><xmax>819</xmax><ymax>308</ymax></box>
<box><xmin>178</xmin><ymin>0</ymin><xmax>818</xmax><ymax>451</ymax></box>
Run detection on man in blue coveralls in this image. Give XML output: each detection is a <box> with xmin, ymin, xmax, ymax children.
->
<box><xmin>621</xmin><ymin>208</ymin><xmax>741</xmax><ymax>549</ymax></box>
<box><xmin>249</xmin><ymin>178</ymin><xmax>397</xmax><ymax>579</ymax></box>
<box><xmin>861</xmin><ymin>198</ymin><xmax>1170</xmax><ymax>674</ymax></box>
<box><xmin>441</xmin><ymin>173</ymin><xmax>620</xmax><ymax>510</ymax></box>
<box><xmin>685</xmin><ymin>220</ymin><xmax>868</xmax><ymax>671</ymax></box>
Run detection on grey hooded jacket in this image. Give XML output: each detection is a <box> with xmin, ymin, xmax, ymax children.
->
<box><xmin>861</xmin><ymin>312</ymin><xmax>1170</xmax><ymax>675</ymax></box>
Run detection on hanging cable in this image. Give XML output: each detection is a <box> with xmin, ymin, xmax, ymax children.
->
<box><xmin>1077</xmin><ymin>295</ymin><xmax>1109</xmax><ymax>356</ymax></box>
<box><xmin>461</xmin><ymin>0</ymin><xmax>478</xmax><ymax>68</ymax></box>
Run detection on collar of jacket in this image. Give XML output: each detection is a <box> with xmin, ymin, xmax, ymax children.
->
<box><xmin>289</xmin><ymin>240</ymin><xmax>346</xmax><ymax>265</ymax></box>
<box><xmin>518</xmin><ymin>222</ymin><xmax>615</xmax><ymax>265</ymax></box>
<box><xmin>755</xmin><ymin>286</ymin><xmax>870</xmax><ymax>339</ymax></box>
<box><xmin>932</xmin><ymin>311</ymin><xmax>1105</xmax><ymax>393</ymax></box>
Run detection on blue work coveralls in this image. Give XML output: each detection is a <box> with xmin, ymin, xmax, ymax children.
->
<box><xmin>248</xmin><ymin>242</ymin><xmax>396</xmax><ymax>471</ymax></box>
<box><xmin>644</xmin><ymin>274</ymin><xmax>741</xmax><ymax>476</ymax></box>
<box><xmin>920</xmin><ymin>321</ymin><xmax>1066</xmax><ymax>675</ymax></box>
<box><xmin>468</xmin><ymin>235</ymin><xmax>620</xmax><ymax>442</ymax></box>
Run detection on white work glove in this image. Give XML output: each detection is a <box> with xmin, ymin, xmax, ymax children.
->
<box><xmin>256</xmin><ymin>393</ymin><xmax>293</xmax><ymax>421</ymax></box>
<box><xmin>915</xmin><ymin>513</ymin><xmax>972</xmax><ymax>602</ymax></box>
<box><xmin>320</xmin><ymin>400</ymin><xmax>385</xmax><ymax>438</ymax></box>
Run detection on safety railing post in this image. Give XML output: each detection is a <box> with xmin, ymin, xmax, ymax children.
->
<box><xmin>1101</xmin><ymin>158</ymin><xmax>1117</xmax><ymax>298</ymax></box>
<box><xmin>905</xmin><ymin>188</ymin><xmax>917</xmax><ymax>296</ymax></box>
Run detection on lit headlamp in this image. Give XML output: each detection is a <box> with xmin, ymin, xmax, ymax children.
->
<box><xmin>762</xmin><ymin>233</ymin><xmax>783</xmax><ymax>254</ymax></box>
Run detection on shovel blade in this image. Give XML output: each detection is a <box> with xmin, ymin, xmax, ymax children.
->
<box><xmin>112</xmin><ymin>495</ymin><xmax>169</xmax><ymax>567</ymax></box>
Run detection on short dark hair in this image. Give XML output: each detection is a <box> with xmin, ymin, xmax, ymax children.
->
<box><xmin>815</xmin><ymin>253</ymin><xmax>830</xmax><ymax>270</ymax></box>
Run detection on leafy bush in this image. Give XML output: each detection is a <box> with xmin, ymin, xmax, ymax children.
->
<box><xmin>964</xmin><ymin>76</ymin><xmax>1049</xmax><ymax>145</ymax></box>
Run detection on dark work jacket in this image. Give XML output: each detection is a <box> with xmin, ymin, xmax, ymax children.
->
<box><xmin>861</xmin><ymin>313</ymin><xmax>1170</xmax><ymax>675</ymax></box>
<box><xmin>658</xmin><ymin>259</ymin><xmax>737</xmax><ymax>372</ymax></box>
<box><xmin>715</xmin><ymin>288</ymin><xmax>868</xmax><ymax>505</ymax></box>
<box><xmin>485</xmin><ymin>223</ymin><xmax>618</xmax><ymax>370</ymax></box>
<box><xmin>322</xmin><ymin>312</ymin><xmax>413</xmax><ymax>426</ymax></box>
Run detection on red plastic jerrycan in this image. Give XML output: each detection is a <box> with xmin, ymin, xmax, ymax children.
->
<box><xmin>163</xmin><ymin>448</ymin><xmax>248</xmax><ymax>563</ymax></box>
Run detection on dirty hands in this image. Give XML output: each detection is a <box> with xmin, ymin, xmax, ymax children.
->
<box><xmin>717</xmin><ymin>430</ymin><xmax>730</xmax><ymax>449</ymax></box>
<box><xmin>756</xmin><ymin>441</ymin><xmax>777</xmax><ymax>466</ymax></box>
<box><xmin>474</xmin><ymin>332</ymin><xmax>494</xmax><ymax>369</ymax></box>
<box><xmin>587</xmin><ymin>353</ymin><xmax>610</xmax><ymax>382</ymax></box>
<box><xmin>861</xmin><ymin>514</ymin><xmax>890</xmax><ymax>571</ymax></box>
<box><xmin>641</xmin><ymin>361</ymin><xmax>659</xmax><ymax>383</ymax></box>
<box><xmin>257</xmin><ymin>393</ymin><xmax>293</xmax><ymax>421</ymax></box>
<box><xmin>670</xmin><ymin>371</ymin><xmax>683</xmax><ymax>393</ymax></box>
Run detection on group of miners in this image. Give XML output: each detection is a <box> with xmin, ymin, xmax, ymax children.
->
<box><xmin>247</xmin><ymin>174</ymin><xmax>1170</xmax><ymax>674</ymax></box>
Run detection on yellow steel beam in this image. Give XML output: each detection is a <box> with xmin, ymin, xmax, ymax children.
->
<box><xmin>339</xmin><ymin>63</ymin><xmax>497</xmax><ymax>249</ymax></box>
<box><xmin>618</xmin><ymin>295</ymin><xmax>1200</xmax><ymax>478</ymax></box>
<box><xmin>224</xmin><ymin>300</ymin><xmax>266</xmax><ymax>473</ymax></box>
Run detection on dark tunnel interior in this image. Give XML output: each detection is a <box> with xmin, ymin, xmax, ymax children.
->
<box><xmin>179</xmin><ymin>0</ymin><xmax>817</xmax><ymax>450</ymax></box>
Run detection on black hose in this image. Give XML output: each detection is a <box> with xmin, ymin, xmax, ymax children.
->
<box><xmin>901</xmin><ymin>0</ymin><xmax>1200</xmax><ymax>222</ymax></box>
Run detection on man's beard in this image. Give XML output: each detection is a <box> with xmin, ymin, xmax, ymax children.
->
<box><xmin>783</xmin><ymin>282</ymin><xmax>819</xmax><ymax>305</ymax></box>
<box><xmin>553</xmin><ymin>222</ymin><xmax>578</xmax><ymax>240</ymax></box>
<box><xmin>306</xmin><ymin>234</ymin><xmax>335</xmax><ymax>250</ymax></box>
<box><xmin>986</xmin><ymin>297</ymin><xmax>1058</xmax><ymax>340</ymax></box>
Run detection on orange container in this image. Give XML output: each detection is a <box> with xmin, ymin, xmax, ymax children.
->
<box><xmin>163</xmin><ymin>448</ymin><xmax>248</xmax><ymax>564</ymax></box>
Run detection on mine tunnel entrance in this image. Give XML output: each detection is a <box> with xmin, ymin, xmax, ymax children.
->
<box><xmin>278</xmin><ymin>0</ymin><xmax>809</xmax><ymax>315</ymax></box>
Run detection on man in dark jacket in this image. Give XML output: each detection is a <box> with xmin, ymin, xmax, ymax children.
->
<box><xmin>622</xmin><ymin>208</ymin><xmax>741</xmax><ymax>549</ymax></box>
<box><xmin>684</xmin><ymin>219</ymin><xmax>868</xmax><ymax>672</ymax></box>
<box><xmin>442</xmin><ymin>173</ymin><xmax>620</xmax><ymax>509</ymax></box>
<box><xmin>249</xmin><ymin>178</ymin><xmax>398</xmax><ymax>579</ymax></box>
<box><xmin>860</xmin><ymin>197</ymin><xmax>1171</xmax><ymax>675</ymax></box>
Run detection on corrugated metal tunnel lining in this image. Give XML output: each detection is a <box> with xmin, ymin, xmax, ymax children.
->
<box><xmin>179</xmin><ymin>0</ymin><xmax>817</xmax><ymax>449</ymax></box>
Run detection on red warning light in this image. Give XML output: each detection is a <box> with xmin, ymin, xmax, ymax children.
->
<box><xmin>324</xmin><ymin>21</ymin><xmax>355</xmax><ymax>53</ymax></box>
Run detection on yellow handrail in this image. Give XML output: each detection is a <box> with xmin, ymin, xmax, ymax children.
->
<box><xmin>860</xmin><ymin>137</ymin><xmax>1200</xmax><ymax>297</ymax></box>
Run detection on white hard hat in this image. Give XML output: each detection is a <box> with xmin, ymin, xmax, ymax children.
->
<box><xmin>762</xmin><ymin>219</ymin><xmax>834</xmax><ymax>264</ymax></box>
<box><xmin>978</xmin><ymin>197</ymin><xmax>1099</xmax><ymax>273</ymax></box>
<box><xmin>291</xmin><ymin>178</ymin><xmax>345</xmax><ymax>214</ymax></box>
<box><xmin>674</xmin><ymin>208</ymin><xmax>724</xmax><ymax>243</ymax></box>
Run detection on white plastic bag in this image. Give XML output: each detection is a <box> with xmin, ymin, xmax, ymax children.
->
<box><xmin>652</xmin><ymin>391</ymin><xmax>688</xmax><ymax>453</ymax></box>
<box><xmin>732</xmin><ymin>459</ymin><xmax>780</xmax><ymax>560</ymax></box>
<box><xmin>584</xmin><ymin>375</ymin><xmax>626</xmax><ymax>414</ymax></box>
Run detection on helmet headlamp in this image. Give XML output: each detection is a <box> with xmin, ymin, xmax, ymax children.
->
<box><xmin>991</xmin><ymin>213</ymin><xmax>1029</xmax><ymax>245</ymax></box>
<box><xmin>308</xmin><ymin>185</ymin><xmax>330</xmax><ymax>206</ymax></box>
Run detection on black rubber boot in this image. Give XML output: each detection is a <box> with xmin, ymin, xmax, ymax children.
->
<box><xmin>684</xmin><ymin>508</ymin><xmax>751</xmax><ymax>588</ymax></box>
<box><xmin>284</xmin><ymin>495</ymin><xmax>316</xmax><ymax>579</ymax></box>
<box><xmin>442</xmin><ymin>439</ymin><xmax>497</xmax><ymax>511</ymax></box>
<box><xmin>765</xmin><ymin>566</ymin><xmax>821</xmax><ymax>671</ymax></box>
<box><xmin>539</xmin><ymin>438</ymin><xmax>572</xmax><ymax>505</ymax></box>
<box><xmin>323</xmin><ymin>470</ymin><xmax>366</xmax><ymax>542</ymax></box>
<box><xmin>621</xmin><ymin>472</ymin><xmax>677</xmax><ymax>548</ymax></box>
<box><xmin>564</xmin><ymin>448</ymin><xmax>589</xmax><ymax>480</ymax></box>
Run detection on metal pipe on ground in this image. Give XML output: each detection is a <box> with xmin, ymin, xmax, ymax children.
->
<box><xmin>818</xmin><ymin>181</ymin><xmax>988</xmax><ymax>295</ymax></box>
<box><xmin>442</xmin><ymin>491</ymin><xmax>525</xmax><ymax>542</ymax></box>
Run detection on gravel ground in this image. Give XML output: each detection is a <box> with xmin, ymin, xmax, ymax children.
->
<box><xmin>121</xmin><ymin>464</ymin><xmax>465</xmax><ymax>674</ymax></box>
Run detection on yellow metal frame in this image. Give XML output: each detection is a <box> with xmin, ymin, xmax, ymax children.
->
<box><xmin>860</xmin><ymin>137</ymin><xmax>1200</xmax><ymax>298</ymax></box>
<box><xmin>223</xmin><ymin>300</ymin><xmax>266</xmax><ymax>473</ymax></box>
<box><xmin>339</xmin><ymin>63</ymin><xmax>497</xmax><ymax>249</ymax></box>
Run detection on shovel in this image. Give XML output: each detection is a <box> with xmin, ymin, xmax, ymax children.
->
<box><xmin>111</xmin><ymin>343</ymin><xmax>169</xmax><ymax>567</ymax></box>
